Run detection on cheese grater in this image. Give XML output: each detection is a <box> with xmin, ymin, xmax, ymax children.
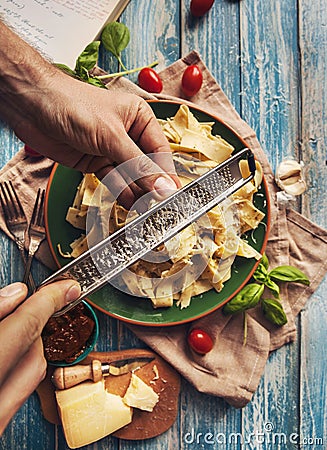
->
<box><xmin>40</xmin><ymin>148</ymin><xmax>256</xmax><ymax>317</ymax></box>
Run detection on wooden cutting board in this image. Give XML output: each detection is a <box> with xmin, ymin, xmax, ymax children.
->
<box><xmin>36</xmin><ymin>349</ymin><xmax>181</xmax><ymax>440</ymax></box>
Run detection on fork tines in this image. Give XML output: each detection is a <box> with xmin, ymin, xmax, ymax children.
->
<box><xmin>0</xmin><ymin>181</ymin><xmax>26</xmax><ymax>225</ymax></box>
<box><xmin>0</xmin><ymin>180</ymin><xmax>36</xmax><ymax>291</ymax></box>
<box><xmin>22</xmin><ymin>188</ymin><xmax>46</xmax><ymax>286</ymax></box>
<box><xmin>31</xmin><ymin>188</ymin><xmax>45</xmax><ymax>228</ymax></box>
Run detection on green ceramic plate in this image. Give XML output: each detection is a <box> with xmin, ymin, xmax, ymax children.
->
<box><xmin>45</xmin><ymin>100</ymin><xmax>270</xmax><ymax>326</ymax></box>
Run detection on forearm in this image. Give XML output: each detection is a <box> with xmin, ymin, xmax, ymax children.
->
<box><xmin>0</xmin><ymin>21</ymin><xmax>60</xmax><ymax>130</ymax></box>
<box><xmin>0</xmin><ymin>21</ymin><xmax>178</xmax><ymax>199</ymax></box>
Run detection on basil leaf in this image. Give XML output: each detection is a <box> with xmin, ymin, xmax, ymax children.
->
<box><xmin>55</xmin><ymin>63</ymin><xmax>76</xmax><ymax>77</ymax></box>
<box><xmin>265</xmin><ymin>276</ymin><xmax>280</xmax><ymax>298</ymax></box>
<box><xmin>253</xmin><ymin>254</ymin><xmax>269</xmax><ymax>283</ymax></box>
<box><xmin>101</xmin><ymin>22</ymin><xmax>130</xmax><ymax>58</ymax></box>
<box><xmin>76</xmin><ymin>66</ymin><xmax>90</xmax><ymax>81</ymax></box>
<box><xmin>261</xmin><ymin>298</ymin><xmax>288</xmax><ymax>326</ymax></box>
<box><xmin>269</xmin><ymin>266</ymin><xmax>310</xmax><ymax>285</ymax></box>
<box><xmin>253</xmin><ymin>264</ymin><xmax>268</xmax><ymax>283</ymax></box>
<box><xmin>75</xmin><ymin>41</ymin><xmax>100</xmax><ymax>74</ymax></box>
<box><xmin>261</xmin><ymin>253</ymin><xmax>269</xmax><ymax>270</ymax></box>
<box><xmin>87</xmin><ymin>77</ymin><xmax>106</xmax><ymax>89</ymax></box>
<box><xmin>223</xmin><ymin>283</ymin><xmax>264</xmax><ymax>315</ymax></box>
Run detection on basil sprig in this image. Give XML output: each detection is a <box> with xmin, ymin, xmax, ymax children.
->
<box><xmin>223</xmin><ymin>253</ymin><xmax>310</xmax><ymax>328</ymax></box>
<box><xmin>55</xmin><ymin>22</ymin><xmax>158</xmax><ymax>87</ymax></box>
<box><xmin>55</xmin><ymin>40</ymin><xmax>106</xmax><ymax>88</ymax></box>
<box><xmin>101</xmin><ymin>22</ymin><xmax>130</xmax><ymax>70</ymax></box>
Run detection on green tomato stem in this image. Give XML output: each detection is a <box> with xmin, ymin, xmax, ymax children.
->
<box><xmin>117</xmin><ymin>55</ymin><xmax>128</xmax><ymax>71</ymax></box>
<box><xmin>97</xmin><ymin>60</ymin><xmax>158</xmax><ymax>80</ymax></box>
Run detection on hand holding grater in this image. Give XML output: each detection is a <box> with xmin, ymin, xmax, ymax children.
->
<box><xmin>39</xmin><ymin>148</ymin><xmax>256</xmax><ymax>316</ymax></box>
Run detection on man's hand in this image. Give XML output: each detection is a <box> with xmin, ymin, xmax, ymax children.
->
<box><xmin>15</xmin><ymin>84</ymin><xmax>180</xmax><ymax>208</ymax></box>
<box><xmin>0</xmin><ymin>22</ymin><xmax>180</xmax><ymax>208</ymax></box>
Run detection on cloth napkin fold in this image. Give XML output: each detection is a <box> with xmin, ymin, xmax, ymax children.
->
<box><xmin>1</xmin><ymin>51</ymin><xmax>326</xmax><ymax>408</ymax></box>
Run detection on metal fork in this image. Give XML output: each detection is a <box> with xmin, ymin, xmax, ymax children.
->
<box><xmin>22</xmin><ymin>188</ymin><xmax>46</xmax><ymax>286</ymax></box>
<box><xmin>0</xmin><ymin>181</ymin><xmax>36</xmax><ymax>291</ymax></box>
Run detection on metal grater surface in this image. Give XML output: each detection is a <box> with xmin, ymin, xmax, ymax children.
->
<box><xmin>41</xmin><ymin>148</ymin><xmax>256</xmax><ymax>316</ymax></box>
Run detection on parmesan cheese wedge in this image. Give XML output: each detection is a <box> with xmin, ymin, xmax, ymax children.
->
<box><xmin>56</xmin><ymin>381</ymin><xmax>132</xmax><ymax>449</ymax></box>
<box><xmin>123</xmin><ymin>373</ymin><xmax>159</xmax><ymax>412</ymax></box>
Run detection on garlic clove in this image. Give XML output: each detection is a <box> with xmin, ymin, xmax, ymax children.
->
<box><xmin>275</xmin><ymin>159</ymin><xmax>306</xmax><ymax>195</ymax></box>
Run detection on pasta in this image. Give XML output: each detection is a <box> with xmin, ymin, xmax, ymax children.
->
<box><xmin>62</xmin><ymin>105</ymin><xmax>265</xmax><ymax>309</ymax></box>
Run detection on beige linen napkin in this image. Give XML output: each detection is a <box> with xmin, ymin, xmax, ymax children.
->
<box><xmin>1</xmin><ymin>51</ymin><xmax>326</xmax><ymax>408</ymax></box>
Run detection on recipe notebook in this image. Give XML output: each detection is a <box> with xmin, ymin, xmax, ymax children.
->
<box><xmin>0</xmin><ymin>0</ymin><xmax>130</xmax><ymax>67</ymax></box>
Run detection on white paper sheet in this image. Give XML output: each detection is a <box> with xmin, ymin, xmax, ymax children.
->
<box><xmin>1</xmin><ymin>0</ymin><xmax>129</xmax><ymax>67</ymax></box>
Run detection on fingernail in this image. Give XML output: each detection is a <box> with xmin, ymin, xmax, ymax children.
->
<box><xmin>153</xmin><ymin>177</ymin><xmax>177</xmax><ymax>198</ymax></box>
<box><xmin>65</xmin><ymin>283</ymin><xmax>81</xmax><ymax>304</ymax></box>
<box><xmin>0</xmin><ymin>282</ymin><xmax>25</xmax><ymax>298</ymax></box>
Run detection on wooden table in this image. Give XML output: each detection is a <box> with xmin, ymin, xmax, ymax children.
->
<box><xmin>0</xmin><ymin>1</ymin><xmax>326</xmax><ymax>449</ymax></box>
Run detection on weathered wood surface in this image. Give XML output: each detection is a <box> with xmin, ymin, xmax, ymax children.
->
<box><xmin>0</xmin><ymin>0</ymin><xmax>326</xmax><ymax>449</ymax></box>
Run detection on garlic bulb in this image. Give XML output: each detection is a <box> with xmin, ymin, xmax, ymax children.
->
<box><xmin>275</xmin><ymin>159</ymin><xmax>306</xmax><ymax>196</ymax></box>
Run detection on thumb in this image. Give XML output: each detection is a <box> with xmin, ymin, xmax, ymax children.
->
<box><xmin>0</xmin><ymin>283</ymin><xmax>28</xmax><ymax>319</ymax></box>
<box><xmin>105</xmin><ymin>142</ymin><xmax>178</xmax><ymax>200</ymax></box>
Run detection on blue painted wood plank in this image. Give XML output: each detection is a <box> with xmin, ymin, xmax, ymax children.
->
<box><xmin>239</xmin><ymin>0</ymin><xmax>300</xmax><ymax>172</ymax></box>
<box><xmin>119</xmin><ymin>0</ymin><xmax>180</xmax><ymax>83</ymax></box>
<box><xmin>180</xmin><ymin>2</ymin><xmax>244</xmax><ymax>449</ymax></box>
<box><xmin>299</xmin><ymin>0</ymin><xmax>327</xmax><ymax>446</ymax></box>
<box><xmin>182</xmin><ymin>0</ymin><xmax>242</xmax><ymax>110</ymax></box>
<box><xmin>180</xmin><ymin>381</ymin><xmax>243</xmax><ymax>450</ymax></box>
<box><xmin>0</xmin><ymin>122</ymin><xmax>22</xmax><ymax>167</ymax></box>
<box><xmin>239</xmin><ymin>0</ymin><xmax>303</xmax><ymax>448</ymax></box>
<box><xmin>300</xmin><ymin>290</ymin><xmax>327</xmax><ymax>449</ymax></box>
<box><xmin>0</xmin><ymin>397</ymin><xmax>56</xmax><ymax>450</ymax></box>
<box><xmin>299</xmin><ymin>0</ymin><xmax>327</xmax><ymax>227</ymax></box>
<box><xmin>243</xmin><ymin>343</ymin><xmax>300</xmax><ymax>450</ymax></box>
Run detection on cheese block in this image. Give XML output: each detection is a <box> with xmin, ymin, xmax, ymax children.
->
<box><xmin>123</xmin><ymin>373</ymin><xmax>159</xmax><ymax>412</ymax></box>
<box><xmin>37</xmin><ymin>349</ymin><xmax>181</xmax><ymax>441</ymax></box>
<box><xmin>55</xmin><ymin>380</ymin><xmax>132</xmax><ymax>449</ymax></box>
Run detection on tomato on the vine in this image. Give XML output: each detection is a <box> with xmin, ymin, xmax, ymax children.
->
<box><xmin>187</xmin><ymin>328</ymin><xmax>213</xmax><ymax>354</ymax></box>
<box><xmin>190</xmin><ymin>0</ymin><xmax>215</xmax><ymax>17</ymax></box>
<box><xmin>138</xmin><ymin>68</ymin><xmax>163</xmax><ymax>93</ymax></box>
<box><xmin>24</xmin><ymin>145</ymin><xmax>41</xmax><ymax>157</ymax></box>
<box><xmin>181</xmin><ymin>65</ymin><xmax>203</xmax><ymax>97</ymax></box>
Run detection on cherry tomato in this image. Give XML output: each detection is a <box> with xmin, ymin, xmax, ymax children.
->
<box><xmin>138</xmin><ymin>68</ymin><xmax>163</xmax><ymax>93</ymax></box>
<box><xmin>181</xmin><ymin>65</ymin><xmax>203</xmax><ymax>97</ymax></box>
<box><xmin>190</xmin><ymin>0</ymin><xmax>215</xmax><ymax>17</ymax></box>
<box><xmin>24</xmin><ymin>145</ymin><xmax>41</xmax><ymax>157</ymax></box>
<box><xmin>187</xmin><ymin>328</ymin><xmax>213</xmax><ymax>354</ymax></box>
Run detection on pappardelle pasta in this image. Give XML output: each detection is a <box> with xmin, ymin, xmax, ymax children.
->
<box><xmin>60</xmin><ymin>105</ymin><xmax>265</xmax><ymax>309</ymax></box>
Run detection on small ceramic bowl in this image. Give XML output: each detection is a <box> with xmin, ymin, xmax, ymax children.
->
<box><xmin>42</xmin><ymin>300</ymin><xmax>99</xmax><ymax>367</ymax></box>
